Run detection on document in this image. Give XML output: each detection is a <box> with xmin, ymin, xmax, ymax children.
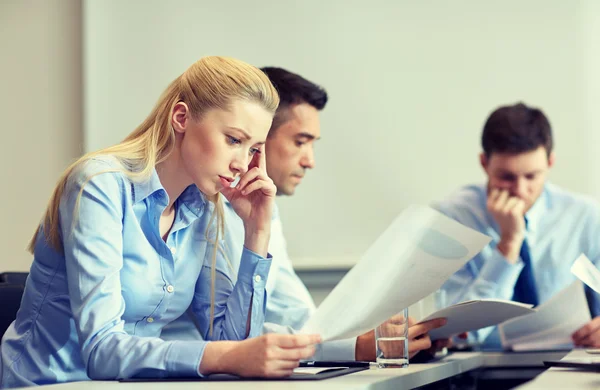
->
<box><xmin>571</xmin><ymin>254</ymin><xmax>600</xmax><ymax>294</ymax></box>
<box><xmin>420</xmin><ymin>299</ymin><xmax>535</xmax><ymax>340</ymax></box>
<box><xmin>300</xmin><ymin>205</ymin><xmax>491</xmax><ymax>341</ymax></box>
<box><xmin>498</xmin><ymin>280</ymin><xmax>591</xmax><ymax>351</ymax></box>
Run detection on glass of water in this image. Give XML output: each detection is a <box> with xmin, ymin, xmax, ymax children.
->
<box><xmin>374</xmin><ymin>308</ymin><xmax>409</xmax><ymax>368</ymax></box>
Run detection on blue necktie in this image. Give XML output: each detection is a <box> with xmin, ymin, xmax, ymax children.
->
<box><xmin>512</xmin><ymin>222</ymin><xmax>539</xmax><ymax>306</ymax></box>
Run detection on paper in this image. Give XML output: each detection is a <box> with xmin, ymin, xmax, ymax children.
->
<box><xmin>300</xmin><ymin>205</ymin><xmax>491</xmax><ymax>341</ymax></box>
<box><xmin>293</xmin><ymin>367</ymin><xmax>347</xmax><ymax>375</ymax></box>
<box><xmin>498</xmin><ymin>280</ymin><xmax>591</xmax><ymax>351</ymax></box>
<box><xmin>420</xmin><ymin>299</ymin><xmax>535</xmax><ymax>340</ymax></box>
<box><xmin>571</xmin><ymin>254</ymin><xmax>600</xmax><ymax>294</ymax></box>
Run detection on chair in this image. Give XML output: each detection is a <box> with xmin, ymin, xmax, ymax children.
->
<box><xmin>0</xmin><ymin>284</ymin><xmax>25</xmax><ymax>337</ymax></box>
<box><xmin>0</xmin><ymin>272</ymin><xmax>28</xmax><ymax>286</ymax></box>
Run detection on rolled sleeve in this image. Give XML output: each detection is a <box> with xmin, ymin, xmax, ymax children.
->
<box><xmin>239</xmin><ymin>248</ymin><xmax>272</xmax><ymax>338</ymax></box>
<box><xmin>192</xmin><ymin>247</ymin><xmax>272</xmax><ymax>341</ymax></box>
<box><xmin>478</xmin><ymin>248</ymin><xmax>524</xmax><ymax>300</ymax></box>
<box><xmin>316</xmin><ymin>338</ymin><xmax>357</xmax><ymax>361</ymax></box>
<box><xmin>166</xmin><ymin>340</ymin><xmax>207</xmax><ymax>377</ymax></box>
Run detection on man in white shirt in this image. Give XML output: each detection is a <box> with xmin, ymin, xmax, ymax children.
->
<box><xmin>163</xmin><ymin>67</ymin><xmax>448</xmax><ymax>360</ymax></box>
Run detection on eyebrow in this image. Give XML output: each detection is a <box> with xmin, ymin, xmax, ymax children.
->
<box><xmin>295</xmin><ymin>132</ymin><xmax>321</xmax><ymax>141</ymax></box>
<box><xmin>497</xmin><ymin>169</ymin><xmax>543</xmax><ymax>176</ymax></box>
<box><xmin>227</xmin><ymin>126</ymin><xmax>265</xmax><ymax>145</ymax></box>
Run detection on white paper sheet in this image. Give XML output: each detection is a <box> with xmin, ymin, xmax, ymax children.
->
<box><xmin>571</xmin><ymin>254</ymin><xmax>600</xmax><ymax>294</ymax></box>
<box><xmin>420</xmin><ymin>299</ymin><xmax>535</xmax><ymax>340</ymax></box>
<box><xmin>300</xmin><ymin>205</ymin><xmax>491</xmax><ymax>341</ymax></box>
<box><xmin>498</xmin><ymin>280</ymin><xmax>591</xmax><ymax>351</ymax></box>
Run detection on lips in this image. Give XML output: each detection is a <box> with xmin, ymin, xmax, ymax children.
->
<box><xmin>219</xmin><ymin>175</ymin><xmax>234</xmax><ymax>188</ymax></box>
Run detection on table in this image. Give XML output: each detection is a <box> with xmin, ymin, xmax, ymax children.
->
<box><xmin>516</xmin><ymin>349</ymin><xmax>600</xmax><ymax>389</ymax></box>
<box><xmin>38</xmin><ymin>351</ymin><xmax>570</xmax><ymax>390</ymax></box>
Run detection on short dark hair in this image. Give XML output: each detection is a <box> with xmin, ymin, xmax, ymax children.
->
<box><xmin>481</xmin><ymin>102</ymin><xmax>553</xmax><ymax>158</ymax></box>
<box><xmin>260</xmin><ymin>67</ymin><xmax>328</xmax><ymax>134</ymax></box>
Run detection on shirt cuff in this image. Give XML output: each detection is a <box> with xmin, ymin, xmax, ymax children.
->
<box><xmin>315</xmin><ymin>338</ymin><xmax>357</xmax><ymax>361</ymax></box>
<box><xmin>237</xmin><ymin>247</ymin><xmax>272</xmax><ymax>287</ymax></box>
<box><xmin>165</xmin><ymin>340</ymin><xmax>207</xmax><ymax>377</ymax></box>
<box><xmin>478</xmin><ymin>247</ymin><xmax>524</xmax><ymax>299</ymax></box>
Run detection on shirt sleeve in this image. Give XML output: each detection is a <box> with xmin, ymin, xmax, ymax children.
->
<box><xmin>60</xmin><ymin>163</ymin><xmax>206</xmax><ymax>379</ymax></box>
<box><xmin>584</xmin><ymin>203</ymin><xmax>600</xmax><ymax>317</ymax></box>
<box><xmin>191</xmin><ymin>244</ymin><xmax>272</xmax><ymax>341</ymax></box>
<box><xmin>264</xmin><ymin>213</ymin><xmax>316</xmax><ymax>329</ymax></box>
<box><xmin>434</xmin><ymin>200</ymin><xmax>525</xmax><ymax>342</ymax></box>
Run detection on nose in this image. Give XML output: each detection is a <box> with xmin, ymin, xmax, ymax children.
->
<box><xmin>513</xmin><ymin>177</ymin><xmax>528</xmax><ymax>198</ymax></box>
<box><xmin>230</xmin><ymin>152</ymin><xmax>249</xmax><ymax>176</ymax></box>
<box><xmin>300</xmin><ymin>146</ymin><xmax>316</xmax><ymax>170</ymax></box>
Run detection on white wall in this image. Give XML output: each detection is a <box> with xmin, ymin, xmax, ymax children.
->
<box><xmin>83</xmin><ymin>0</ymin><xmax>598</xmax><ymax>268</ymax></box>
<box><xmin>0</xmin><ymin>0</ymin><xmax>83</xmax><ymax>271</ymax></box>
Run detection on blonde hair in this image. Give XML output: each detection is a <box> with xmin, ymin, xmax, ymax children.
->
<box><xmin>28</xmin><ymin>56</ymin><xmax>279</xmax><ymax>337</ymax></box>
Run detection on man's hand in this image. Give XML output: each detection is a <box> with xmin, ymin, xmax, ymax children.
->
<box><xmin>406</xmin><ymin>317</ymin><xmax>448</xmax><ymax>358</ymax></box>
<box><xmin>487</xmin><ymin>188</ymin><xmax>526</xmax><ymax>263</ymax></box>
<box><xmin>572</xmin><ymin>317</ymin><xmax>600</xmax><ymax>347</ymax></box>
<box><xmin>354</xmin><ymin>317</ymin><xmax>448</xmax><ymax>361</ymax></box>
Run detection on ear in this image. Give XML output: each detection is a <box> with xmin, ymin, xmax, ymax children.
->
<box><xmin>479</xmin><ymin>152</ymin><xmax>489</xmax><ymax>172</ymax></box>
<box><xmin>171</xmin><ymin>102</ymin><xmax>190</xmax><ymax>134</ymax></box>
<box><xmin>548</xmin><ymin>151</ymin><xmax>556</xmax><ymax>168</ymax></box>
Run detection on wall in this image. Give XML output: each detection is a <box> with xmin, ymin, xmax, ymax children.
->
<box><xmin>83</xmin><ymin>0</ymin><xmax>596</xmax><ymax>269</ymax></box>
<box><xmin>0</xmin><ymin>0</ymin><xmax>83</xmax><ymax>271</ymax></box>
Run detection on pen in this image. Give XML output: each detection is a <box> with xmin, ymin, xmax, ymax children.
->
<box><xmin>299</xmin><ymin>360</ymin><xmax>370</xmax><ymax>368</ymax></box>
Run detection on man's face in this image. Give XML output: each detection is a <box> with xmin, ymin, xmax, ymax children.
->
<box><xmin>265</xmin><ymin>103</ymin><xmax>321</xmax><ymax>195</ymax></box>
<box><xmin>481</xmin><ymin>146</ymin><xmax>555</xmax><ymax>212</ymax></box>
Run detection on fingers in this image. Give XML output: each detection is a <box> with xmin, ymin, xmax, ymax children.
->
<box><xmin>502</xmin><ymin>196</ymin><xmax>519</xmax><ymax>213</ymax></box>
<box><xmin>408</xmin><ymin>334</ymin><xmax>432</xmax><ymax>354</ymax></box>
<box><xmin>409</xmin><ymin>318</ymin><xmax>447</xmax><ymax>339</ymax></box>
<box><xmin>241</xmin><ymin>178</ymin><xmax>275</xmax><ymax>197</ymax></box>
<box><xmin>276</xmin><ymin>345</ymin><xmax>316</xmax><ymax>361</ymax></box>
<box><xmin>433</xmin><ymin>338</ymin><xmax>452</xmax><ymax>349</ymax></box>
<box><xmin>236</xmin><ymin>167</ymin><xmax>263</xmax><ymax>193</ymax></box>
<box><xmin>268</xmin><ymin>333</ymin><xmax>322</xmax><ymax>349</ymax></box>
<box><xmin>488</xmin><ymin>188</ymin><xmax>500</xmax><ymax>205</ymax></box>
<box><xmin>512</xmin><ymin>198</ymin><xmax>526</xmax><ymax>216</ymax></box>
<box><xmin>573</xmin><ymin>317</ymin><xmax>600</xmax><ymax>345</ymax></box>
<box><xmin>258</xmin><ymin>144</ymin><xmax>267</xmax><ymax>168</ymax></box>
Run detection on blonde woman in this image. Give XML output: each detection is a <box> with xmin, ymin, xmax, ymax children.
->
<box><xmin>0</xmin><ymin>56</ymin><xmax>320</xmax><ymax>388</ymax></box>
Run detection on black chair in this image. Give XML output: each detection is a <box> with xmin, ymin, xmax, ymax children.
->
<box><xmin>0</xmin><ymin>284</ymin><xmax>25</xmax><ymax>337</ymax></box>
<box><xmin>0</xmin><ymin>272</ymin><xmax>28</xmax><ymax>286</ymax></box>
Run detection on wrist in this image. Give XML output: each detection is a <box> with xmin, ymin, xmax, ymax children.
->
<box><xmin>355</xmin><ymin>331</ymin><xmax>376</xmax><ymax>361</ymax></box>
<box><xmin>497</xmin><ymin>236</ymin><xmax>524</xmax><ymax>263</ymax></box>
<box><xmin>199</xmin><ymin>341</ymin><xmax>237</xmax><ymax>375</ymax></box>
<box><xmin>244</xmin><ymin>228</ymin><xmax>270</xmax><ymax>258</ymax></box>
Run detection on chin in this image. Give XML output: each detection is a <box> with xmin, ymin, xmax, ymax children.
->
<box><xmin>276</xmin><ymin>185</ymin><xmax>295</xmax><ymax>196</ymax></box>
<box><xmin>196</xmin><ymin>181</ymin><xmax>220</xmax><ymax>197</ymax></box>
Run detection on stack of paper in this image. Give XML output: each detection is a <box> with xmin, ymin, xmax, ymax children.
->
<box><xmin>498</xmin><ymin>280</ymin><xmax>591</xmax><ymax>351</ymax></box>
<box><xmin>419</xmin><ymin>299</ymin><xmax>535</xmax><ymax>340</ymax></box>
<box><xmin>571</xmin><ymin>254</ymin><xmax>600</xmax><ymax>294</ymax></box>
<box><xmin>300</xmin><ymin>205</ymin><xmax>491</xmax><ymax>341</ymax></box>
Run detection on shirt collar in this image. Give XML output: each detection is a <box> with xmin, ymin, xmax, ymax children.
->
<box><xmin>132</xmin><ymin>169</ymin><xmax>206</xmax><ymax>218</ymax></box>
<box><xmin>524</xmin><ymin>183</ymin><xmax>551</xmax><ymax>233</ymax></box>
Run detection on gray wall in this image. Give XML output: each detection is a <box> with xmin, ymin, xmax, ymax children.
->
<box><xmin>0</xmin><ymin>0</ymin><xmax>83</xmax><ymax>271</ymax></box>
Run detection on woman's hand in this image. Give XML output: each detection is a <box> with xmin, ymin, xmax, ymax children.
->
<box><xmin>200</xmin><ymin>334</ymin><xmax>321</xmax><ymax>378</ymax></box>
<box><xmin>221</xmin><ymin>146</ymin><xmax>276</xmax><ymax>256</ymax></box>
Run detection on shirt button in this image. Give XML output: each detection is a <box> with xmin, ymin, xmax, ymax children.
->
<box><xmin>166</xmin><ymin>285</ymin><xmax>175</xmax><ymax>293</ymax></box>
<box><xmin>170</xmin><ymin>247</ymin><xmax>176</xmax><ymax>255</ymax></box>
<box><xmin>254</xmin><ymin>275</ymin><xmax>262</xmax><ymax>283</ymax></box>
<box><xmin>146</xmin><ymin>317</ymin><xmax>154</xmax><ymax>323</ymax></box>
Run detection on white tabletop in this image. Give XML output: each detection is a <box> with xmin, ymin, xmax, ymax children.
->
<box><xmin>36</xmin><ymin>351</ymin><xmax>569</xmax><ymax>390</ymax></box>
<box><xmin>516</xmin><ymin>349</ymin><xmax>600</xmax><ymax>389</ymax></box>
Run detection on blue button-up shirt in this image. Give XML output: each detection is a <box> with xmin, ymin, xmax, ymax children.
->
<box><xmin>0</xmin><ymin>157</ymin><xmax>271</xmax><ymax>388</ymax></box>
<box><xmin>434</xmin><ymin>182</ymin><xmax>600</xmax><ymax>345</ymax></box>
<box><xmin>162</xmin><ymin>200</ymin><xmax>357</xmax><ymax>360</ymax></box>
